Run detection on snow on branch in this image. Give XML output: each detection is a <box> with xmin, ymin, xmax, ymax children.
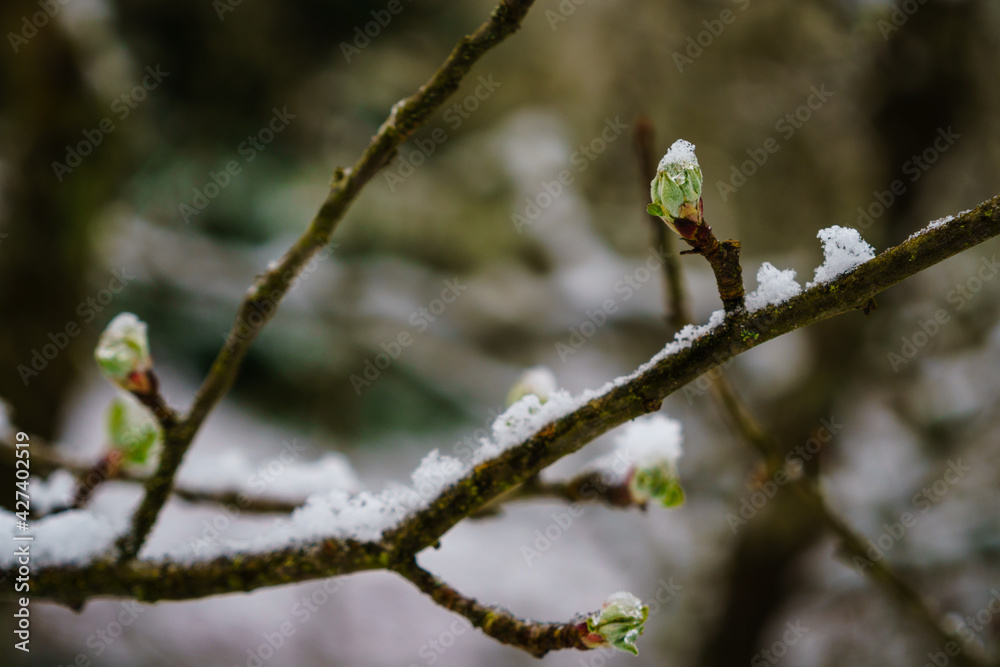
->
<box><xmin>8</xmin><ymin>196</ymin><xmax>995</xmax><ymax>614</ymax></box>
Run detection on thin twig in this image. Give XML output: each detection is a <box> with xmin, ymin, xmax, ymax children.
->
<box><xmin>474</xmin><ymin>471</ymin><xmax>640</xmax><ymax>517</ymax></box>
<box><xmin>112</xmin><ymin>0</ymin><xmax>539</xmax><ymax>562</ymax></box>
<box><xmin>393</xmin><ymin>560</ymin><xmax>589</xmax><ymax>657</ymax></box>
<box><xmin>132</xmin><ymin>370</ymin><xmax>179</xmax><ymax>432</ymax></box>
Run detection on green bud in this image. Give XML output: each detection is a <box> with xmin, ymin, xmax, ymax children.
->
<box><xmin>629</xmin><ymin>463</ymin><xmax>685</xmax><ymax>507</ymax></box>
<box><xmin>649</xmin><ymin>139</ymin><xmax>704</xmax><ymax>239</ymax></box>
<box><xmin>106</xmin><ymin>397</ymin><xmax>161</xmax><ymax>466</ymax></box>
<box><xmin>94</xmin><ymin>313</ymin><xmax>152</xmax><ymax>392</ymax></box>
<box><xmin>582</xmin><ymin>591</ymin><xmax>649</xmax><ymax>655</ymax></box>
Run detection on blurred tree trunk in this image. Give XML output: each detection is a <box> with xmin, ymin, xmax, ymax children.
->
<box><xmin>0</xmin><ymin>6</ymin><xmax>114</xmax><ymax>480</ymax></box>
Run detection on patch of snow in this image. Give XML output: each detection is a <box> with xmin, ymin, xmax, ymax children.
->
<box><xmin>0</xmin><ymin>509</ymin><xmax>121</xmax><ymax>567</ymax></box>
<box><xmin>746</xmin><ymin>262</ymin><xmax>802</xmax><ymax>312</ymax></box>
<box><xmin>410</xmin><ymin>450</ymin><xmax>466</xmax><ymax>499</ymax></box>
<box><xmin>657</xmin><ymin>139</ymin><xmax>699</xmax><ymax>173</ymax></box>
<box><xmin>33</xmin><ymin>469</ymin><xmax>77</xmax><ymax>515</ymax></box>
<box><xmin>177</xmin><ymin>445</ymin><xmax>362</xmax><ymax>501</ymax></box>
<box><xmin>585</xmin><ymin>414</ymin><xmax>684</xmax><ymax>483</ymax></box>
<box><xmin>807</xmin><ymin>226</ymin><xmax>875</xmax><ymax>288</ymax></box>
<box><xmin>472</xmin><ymin>389</ymin><xmax>581</xmax><ymax>465</ymax></box>
<box><xmin>615</xmin><ymin>415</ymin><xmax>683</xmax><ymax>467</ymax></box>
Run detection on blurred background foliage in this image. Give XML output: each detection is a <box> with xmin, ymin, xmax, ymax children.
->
<box><xmin>1</xmin><ymin>0</ymin><xmax>999</xmax><ymax>665</ymax></box>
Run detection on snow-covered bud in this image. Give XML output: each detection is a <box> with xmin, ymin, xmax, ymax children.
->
<box><xmin>95</xmin><ymin>313</ymin><xmax>153</xmax><ymax>393</ymax></box>
<box><xmin>581</xmin><ymin>591</ymin><xmax>649</xmax><ymax>655</ymax></box>
<box><xmin>505</xmin><ymin>366</ymin><xmax>557</xmax><ymax>406</ymax></box>
<box><xmin>647</xmin><ymin>139</ymin><xmax>704</xmax><ymax>240</ymax></box>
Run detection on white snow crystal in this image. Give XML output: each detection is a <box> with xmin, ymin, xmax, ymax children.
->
<box><xmin>657</xmin><ymin>139</ymin><xmax>699</xmax><ymax>172</ymax></box>
<box><xmin>159</xmin><ymin>392</ymin><xmax>597</xmax><ymax>558</ymax></box>
<box><xmin>807</xmin><ymin>226</ymin><xmax>876</xmax><ymax>288</ymax></box>
<box><xmin>746</xmin><ymin>262</ymin><xmax>802</xmax><ymax>312</ymax></box>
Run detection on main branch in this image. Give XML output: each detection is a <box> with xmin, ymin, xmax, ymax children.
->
<box><xmin>12</xmin><ymin>197</ymin><xmax>998</xmax><ymax>606</ymax></box>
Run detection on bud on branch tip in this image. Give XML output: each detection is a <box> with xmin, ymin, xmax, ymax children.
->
<box><xmin>95</xmin><ymin>313</ymin><xmax>153</xmax><ymax>393</ymax></box>
<box><xmin>648</xmin><ymin>139</ymin><xmax>704</xmax><ymax>240</ymax></box>
<box><xmin>581</xmin><ymin>591</ymin><xmax>649</xmax><ymax>655</ymax></box>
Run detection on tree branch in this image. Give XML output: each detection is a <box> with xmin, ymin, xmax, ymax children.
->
<box><xmin>381</xmin><ymin>198</ymin><xmax>998</xmax><ymax>561</ymax></box>
<box><xmin>489</xmin><ymin>471</ymin><xmax>639</xmax><ymax>511</ymax></box>
<box><xmin>112</xmin><ymin>0</ymin><xmax>538</xmax><ymax>562</ymax></box>
<box><xmin>14</xmin><ymin>198</ymin><xmax>996</xmax><ymax>608</ymax></box>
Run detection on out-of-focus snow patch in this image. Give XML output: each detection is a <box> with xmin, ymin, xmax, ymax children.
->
<box><xmin>33</xmin><ymin>469</ymin><xmax>77</xmax><ymax>515</ymax></box>
<box><xmin>584</xmin><ymin>414</ymin><xmax>683</xmax><ymax>483</ymax></box>
<box><xmin>616</xmin><ymin>414</ymin><xmax>683</xmax><ymax>467</ymax></box>
<box><xmin>177</xmin><ymin>446</ymin><xmax>362</xmax><ymax>501</ymax></box>
<box><xmin>0</xmin><ymin>508</ymin><xmax>121</xmax><ymax>567</ymax></box>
